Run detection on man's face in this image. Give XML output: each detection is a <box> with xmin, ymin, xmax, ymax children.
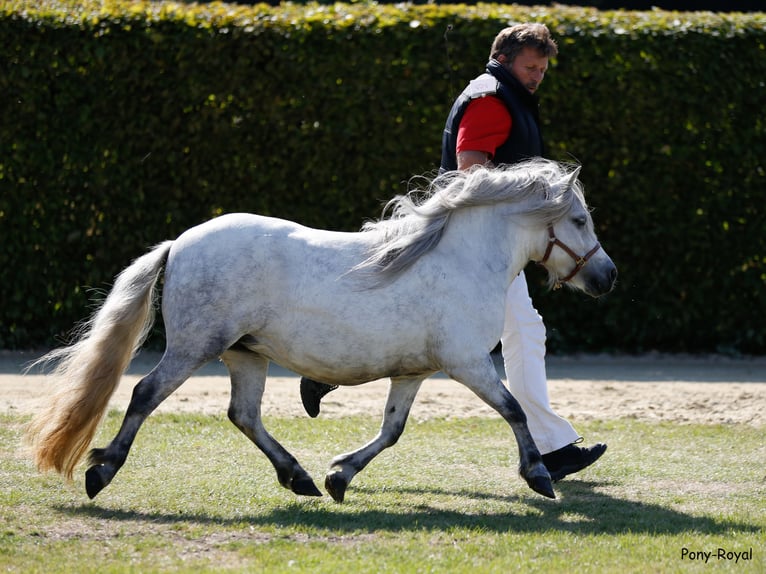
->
<box><xmin>506</xmin><ymin>47</ymin><xmax>549</xmax><ymax>94</ymax></box>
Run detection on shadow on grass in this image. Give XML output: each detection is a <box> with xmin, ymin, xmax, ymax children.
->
<box><xmin>55</xmin><ymin>480</ymin><xmax>758</xmax><ymax>536</ymax></box>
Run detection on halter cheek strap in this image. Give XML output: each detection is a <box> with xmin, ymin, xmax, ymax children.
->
<box><xmin>538</xmin><ymin>226</ymin><xmax>602</xmax><ymax>289</ymax></box>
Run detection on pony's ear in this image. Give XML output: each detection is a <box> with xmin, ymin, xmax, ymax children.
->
<box><xmin>567</xmin><ymin>166</ymin><xmax>582</xmax><ymax>192</ymax></box>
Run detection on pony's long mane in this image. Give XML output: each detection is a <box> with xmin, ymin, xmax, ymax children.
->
<box><xmin>353</xmin><ymin>158</ymin><xmax>584</xmax><ymax>283</ymax></box>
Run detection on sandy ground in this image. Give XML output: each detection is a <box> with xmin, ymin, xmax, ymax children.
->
<box><xmin>3</xmin><ymin>350</ymin><xmax>765</xmax><ymax>427</ymax></box>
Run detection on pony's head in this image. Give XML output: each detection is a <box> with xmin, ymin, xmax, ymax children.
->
<box><xmin>527</xmin><ymin>162</ymin><xmax>617</xmax><ymax>297</ymax></box>
<box><xmin>353</xmin><ymin>159</ymin><xmax>616</xmax><ymax>296</ymax></box>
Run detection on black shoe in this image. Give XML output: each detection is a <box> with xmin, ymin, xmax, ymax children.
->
<box><xmin>300</xmin><ymin>377</ymin><xmax>339</xmax><ymax>418</ymax></box>
<box><xmin>542</xmin><ymin>443</ymin><xmax>607</xmax><ymax>482</ymax></box>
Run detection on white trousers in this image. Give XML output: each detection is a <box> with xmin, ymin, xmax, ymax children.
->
<box><xmin>500</xmin><ymin>271</ymin><xmax>580</xmax><ymax>454</ymax></box>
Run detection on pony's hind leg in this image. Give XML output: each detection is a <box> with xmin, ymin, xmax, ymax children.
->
<box><xmin>325</xmin><ymin>376</ymin><xmax>424</xmax><ymax>503</ymax></box>
<box><xmin>85</xmin><ymin>351</ymin><xmax>204</xmax><ymax>499</ymax></box>
<box><xmin>448</xmin><ymin>357</ymin><xmax>555</xmax><ymax>499</ymax></box>
<box><xmin>221</xmin><ymin>349</ymin><xmax>321</xmax><ymax>497</ymax></box>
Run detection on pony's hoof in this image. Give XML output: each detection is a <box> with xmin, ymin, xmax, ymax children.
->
<box><xmin>291</xmin><ymin>475</ymin><xmax>322</xmax><ymax>497</ymax></box>
<box><xmin>528</xmin><ymin>474</ymin><xmax>556</xmax><ymax>499</ymax></box>
<box><xmin>85</xmin><ymin>464</ymin><xmax>113</xmax><ymax>499</ymax></box>
<box><xmin>325</xmin><ymin>472</ymin><xmax>348</xmax><ymax>503</ymax></box>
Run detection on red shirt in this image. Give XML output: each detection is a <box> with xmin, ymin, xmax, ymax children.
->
<box><xmin>456</xmin><ymin>96</ymin><xmax>512</xmax><ymax>161</ymax></box>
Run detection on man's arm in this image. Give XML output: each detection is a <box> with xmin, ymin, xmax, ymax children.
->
<box><xmin>455</xmin><ymin>96</ymin><xmax>510</xmax><ymax>171</ymax></box>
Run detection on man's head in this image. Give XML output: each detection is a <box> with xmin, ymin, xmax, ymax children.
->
<box><xmin>490</xmin><ymin>23</ymin><xmax>558</xmax><ymax>94</ymax></box>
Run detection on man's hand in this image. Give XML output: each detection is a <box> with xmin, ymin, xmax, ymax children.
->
<box><xmin>457</xmin><ymin>150</ymin><xmax>492</xmax><ymax>171</ymax></box>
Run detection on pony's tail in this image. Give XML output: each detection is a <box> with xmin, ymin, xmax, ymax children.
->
<box><xmin>25</xmin><ymin>241</ymin><xmax>174</xmax><ymax>480</ymax></box>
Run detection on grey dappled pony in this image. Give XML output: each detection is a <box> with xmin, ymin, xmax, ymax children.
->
<box><xmin>26</xmin><ymin>159</ymin><xmax>617</xmax><ymax>504</ymax></box>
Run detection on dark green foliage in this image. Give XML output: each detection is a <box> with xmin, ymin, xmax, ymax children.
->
<box><xmin>1</xmin><ymin>1</ymin><xmax>764</xmax><ymax>353</ymax></box>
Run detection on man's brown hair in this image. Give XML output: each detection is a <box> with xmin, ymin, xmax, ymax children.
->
<box><xmin>489</xmin><ymin>23</ymin><xmax>558</xmax><ymax>62</ymax></box>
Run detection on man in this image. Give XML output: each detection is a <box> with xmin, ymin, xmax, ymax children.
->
<box><xmin>301</xmin><ymin>23</ymin><xmax>606</xmax><ymax>481</ymax></box>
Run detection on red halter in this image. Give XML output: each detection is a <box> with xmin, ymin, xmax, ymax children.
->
<box><xmin>538</xmin><ymin>225</ymin><xmax>602</xmax><ymax>290</ymax></box>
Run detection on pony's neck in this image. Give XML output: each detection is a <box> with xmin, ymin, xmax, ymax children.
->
<box><xmin>439</xmin><ymin>205</ymin><xmax>538</xmax><ymax>287</ymax></box>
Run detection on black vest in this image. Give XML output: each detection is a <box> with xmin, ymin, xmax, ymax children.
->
<box><xmin>440</xmin><ymin>59</ymin><xmax>543</xmax><ymax>172</ymax></box>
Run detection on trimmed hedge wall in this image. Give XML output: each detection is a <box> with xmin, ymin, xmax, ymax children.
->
<box><xmin>1</xmin><ymin>1</ymin><xmax>765</xmax><ymax>354</ymax></box>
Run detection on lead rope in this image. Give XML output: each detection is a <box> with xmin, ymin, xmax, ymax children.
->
<box><xmin>444</xmin><ymin>24</ymin><xmax>457</xmax><ymax>104</ymax></box>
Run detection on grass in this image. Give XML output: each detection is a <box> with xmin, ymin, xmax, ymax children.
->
<box><xmin>1</xmin><ymin>411</ymin><xmax>763</xmax><ymax>573</ymax></box>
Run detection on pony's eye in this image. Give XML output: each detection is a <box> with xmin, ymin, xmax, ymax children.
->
<box><xmin>572</xmin><ymin>215</ymin><xmax>587</xmax><ymax>228</ymax></box>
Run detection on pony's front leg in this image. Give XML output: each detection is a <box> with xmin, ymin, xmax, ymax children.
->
<box><xmin>325</xmin><ymin>376</ymin><xmax>423</xmax><ymax>503</ymax></box>
<box><xmin>221</xmin><ymin>350</ymin><xmax>321</xmax><ymax>497</ymax></box>
<box><xmin>448</xmin><ymin>357</ymin><xmax>555</xmax><ymax>499</ymax></box>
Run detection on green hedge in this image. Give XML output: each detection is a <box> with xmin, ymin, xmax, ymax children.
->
<box><xmin>1</xmin><ymin>1</ymin><xmax>764</xmax><ymax>354</ymax></box>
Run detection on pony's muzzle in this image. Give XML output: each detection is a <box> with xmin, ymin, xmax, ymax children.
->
<box><xmin>585</xmin><ymin>259</ymin><xmax>618</xmax><ymax>297</ymax></box>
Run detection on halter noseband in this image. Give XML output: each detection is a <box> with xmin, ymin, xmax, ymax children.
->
<box><xmin>538</xmin><ymin>225</ymin><xmax>602</xmax><ymax>290</ymax></box>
